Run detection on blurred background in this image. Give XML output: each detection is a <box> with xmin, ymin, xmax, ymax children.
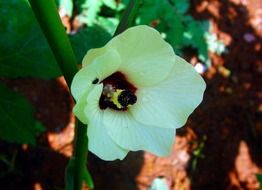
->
<box><xmin>0</xmin><ymin>0</ymin><xmax>261</xmax><ymax>189</ymax></box>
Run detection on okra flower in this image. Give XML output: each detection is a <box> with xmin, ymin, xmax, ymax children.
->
<box><xmin>71</xmin><ymin>25</ymin><xmax>206</xmax><ymax>161</ymax></box>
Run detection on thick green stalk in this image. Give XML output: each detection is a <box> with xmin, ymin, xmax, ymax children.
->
<box><xmin>28</xmin><ymin>1</ymin><xmax>89</xmax><ymax>189</ymax></box>
<box><xmin>114</xmin><ymin>0</ymin><xmax>143</xmax><ymax>36</ymax></box>
<box><xmin>28</xmin><ymin>0</ymin><xmax>78</xmax><ymax>85</ymax></box>
<box><xmin>73</xmin><ymin>121</ymin><xmax>88</xmax><ymax>189</ymax></box>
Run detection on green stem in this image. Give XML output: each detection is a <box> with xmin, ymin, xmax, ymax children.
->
<box><xmin>28</xmin><ymin>0</ymin><xmax>78</xmax><ymax>85</ymax></box>
<box><xmin>28</xmin><ymin>1</ymin><xmax>89</xmax><ymax>189</ymax></box>
<box><xmin>73</xmin><ymin>121</ymin><xmax>88</xmax><ymax>189</ymax></box>
<box><xmin>114</xmin><ymin>0</ymin><xmax>143</xmax><ymax>36</ymax></box>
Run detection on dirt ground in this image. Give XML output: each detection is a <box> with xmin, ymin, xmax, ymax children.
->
<box><xmin>0</xmin><ymin>0</ymin><xmax>261</xmax><ymax>189</ymax></box>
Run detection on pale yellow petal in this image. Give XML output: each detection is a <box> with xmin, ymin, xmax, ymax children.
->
<box><xmin>107</xmin><ymin>25</ymin><xmax>175</xmax><ymax>87</ymax></box>
<box><xmin>84</xmin><ymin>84</ymin><xmax>129</xmax><ymax>160</ymax></box>
<box><xmin>103</xmin><ymin>110</ymin><xmax>176</xmax><ymax>156</ymax></box>
<box><xmin>130</xmin><ymin>55</ymin><xmax>206</xmax><ymax>128</ymax></box>
<box><xmin>71</xmin><ymin>49</ymin><xmax>121</xmax><ymax>101</ymax></box>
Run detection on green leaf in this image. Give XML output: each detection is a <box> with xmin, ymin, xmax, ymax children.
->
<box><xmin>0</xmin><ymin>0</ymin><xmax>61</xmax><ymax>79</ymax></box>
<box><xmin>97</xmin><ymin>17</ymin><xmax>119</xmax><ymax>35</ymax></box>
<box><xmin>137</xmin><ymin>0</ymin><xmax>171</xmax><ymax>24</ymax></box>
<box><xmin>135</xmin><ymin>0</ymin><xmax>210</xmax><ymax>64</ymax></box>
<box><xmin>166</xmin><ymin>16</ymin><xmax>185</xmax><ymax>48</ymax></box>
<box><xmin>173</xmin><ymin>0</ymin><xmax>189</xmax><ymax>14</ymax></box>
<box><xmin>114</xmin><ymin>0</ymin><xmax>143</xmax><ymax>36</ymax></box>
<box><xmin>102</xmin><ymin>0</ymin><xmax>117</xmax><ymax>10</ymax></box>
<box><xmin>257</xmin><ymin>174</ymin><xmax>262</xmax><ymax>190</ymax></box>
<box><xmin>136</xmin><ymin>0</ymin><xmax>185</xmax><ymax>52</ymax></box>
<box><xmin>83</xmin><ymin>168</ymin><xmax>94</xmax><ymax>189</ymax></box>
<box><xmin>186</xmin><ymin>20</ymin><xmax>209</xmax><ymax>62</ymax></box>
<box><xmin>65</xmin><ymin>158</ymin><xmax>94</xmax><ymax>190</ymax></box>
<box><xmin>76</xmin><ymin>0</ymin><xmax>103</xmax><ymax>25</ymax></box>
<box><xmin>65</xmin><ymin>159</ymin><xmax>75</xmax><ymax>190</ymax></box>
<box><xmin>70</xmin><ymin>26</ymin><xmax>111</xmax><ymax>64</ymax></box>
<box><xmin>0</xmin><ymin>82</ymin><xmax>45</xmax><ymax>144</ymax></box>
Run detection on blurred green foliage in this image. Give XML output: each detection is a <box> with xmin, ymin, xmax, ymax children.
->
<box><xmin>0</xmin><ymin>0</ymin><xmax>57</xmax><ymax>145</ymax></box>
<box><xmin>66</xmin><ymin>158</ymin><xmax>94</xmax><ymax>190</ymax></box>
<box><xmin>0</xmin><ymin>0</ymin><xmax>110</xmax><ymax>144</ymax></box>
<box><xmin>63</xmin><ymin>0</ymin><xmax>226</xmax><ymax>64</ymax></box>
<box><xmin>0</xmin><ymin>83</ymin><xmax>45</xmax><ymax>144</ymax></box>
<box><xmin>257</xmin><ymin>174</ymin><xmax>262</xmax><ymax>190</ymax></box>
<box><xmin>0</xmin><ymin>0</ymin><xmax>61</xmax><ymax>79</ymax></box>
<box><xmin>0</xmin><ymin>150</ymin><xmax>17</xmax><ymax>177</ymax></box>
<box><xmin>137</xmin><ymin>0</ymin><xmax>209</xmax><ymax>62</ymax></box>
<box><xmin>191</xmin><ymin>135</ymin><xmax>207</xmax><ymax>171</ymax></box>
<box><xmin>70</xmin><ymin>27</ymin><xmax>111</xmax><ymax>64</ymax></box>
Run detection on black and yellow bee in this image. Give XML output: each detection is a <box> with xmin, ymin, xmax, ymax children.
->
<box><xmin>111</xmin><ymin>89</ymin><xmax>137</xmax><ymax>109</ymax></box>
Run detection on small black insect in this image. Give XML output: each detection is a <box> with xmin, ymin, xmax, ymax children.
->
<box><xmin>92</xmin><ymin>78</ymin><xmax>99</xmax><ymax>84</ymax></box>
<box><xmin>117</xmin><ymin>90</ymin><xmax>137</xmax><ymax>107</ymax></box>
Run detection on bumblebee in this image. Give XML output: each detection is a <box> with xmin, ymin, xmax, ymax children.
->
<box><xmin>111</xmin><ymin>89</ymin><xmax>137</xmax><ymax>109</ymax></box>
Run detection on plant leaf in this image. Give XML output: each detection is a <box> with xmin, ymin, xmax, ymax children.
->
<box><xmin>173</xmin><ymin>0</ymin><xmax>189</xmax><ymax>14</ymax></box>
<box><xmin>0</xmin><ymin>0</ymin><xmax>61</xmax><ymax>79</ymax></box>
<box><xmin>0</xmin><ymin>82</ymin><xmax>45</xmax><ymax>144</ymax></box>
<box><xmin>65</xmin><ymin>159</ymin><xmax>75</xmax><ymax>190</ymax></box>
<box><xmin>137</xmin><ymin>0</ymin><xmax>171</xmax><ymax>24</ymax></box>
<box><xmin>65</xmin><ymin>158</ymin><xmax>94</xmax><ymax>190</ymax></box>
<box><xmin>97</xmin><ymin>17</ymin><xmax>119</xmax><ymax>35</ymax></box>
<box><xmin>83</xmin><ymin>168</ymin><xmax>94</xmax><ymax>189</ymax></box>
<box><xmin>102</xmin><ymin>0</ymin><xmax>117</xmax><ymax>10</ymax></box>
<box><xmin>76</xmin><ymin>0</ymin><xmax>103</xmax><ymax>25</ymax></box>
<box><xmin>166</xmin><ymin>16</ymin><xmax>185</xmax><ymax>48</ymax></box>
<box><xmin>256</xmin><ymin>174</ymin><xmax>262</xmax><ymax>190</ymax></box>
<box><xmin>70</xmin><ymin>26</ymin><xmax>111</xmax><ymax>64</ymax></box>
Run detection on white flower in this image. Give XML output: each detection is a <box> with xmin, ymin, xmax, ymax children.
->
<box><xmin>71</xmin><ymin>25</ymin><xmax>206</xmax><ymax>161</ymax></box>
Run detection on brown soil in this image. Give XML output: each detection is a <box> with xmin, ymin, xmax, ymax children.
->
<box><xmin>0</xmin><ymin>0</ymin><xmax>262</xmax><ymax>189</ymax></box>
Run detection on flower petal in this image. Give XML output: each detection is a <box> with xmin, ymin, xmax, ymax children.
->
<box><xmin>82</xmin><ymin>47</ymin><xmax>107</xmax><ymax>67</ymax></box>
<box><xmin>107</xmin><ymin>25</ymin><xmax>175</xmax><ymax>87</ymax></box>
<box><xmin>71</xmin><ymin>49</ymin><xmax>121</xmax><ymax>101</ymax></box>
<box><xmin>84</xmin><ymin>84</ymin><xmax>129</xmax><ymax>161</ymax></box>
<box><xmin>130</xmin><ymin>55</ymin><xmax>206</xmax><ymax>128</ymax></box>
<box><xmin>73</xmin><ymin>91</ymin><xmax>90</xmax><ymax>124</ymax></box>
<box><xmin>103</xmin><ymin>110</ymin><xmax>176</xmax><ymax>156</ymax></box>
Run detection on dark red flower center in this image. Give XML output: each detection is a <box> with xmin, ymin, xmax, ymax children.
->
<box><xmin>98</xmin><ymin>72</ymin><xmax>137</xmax><ymax>111</ymax></box>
